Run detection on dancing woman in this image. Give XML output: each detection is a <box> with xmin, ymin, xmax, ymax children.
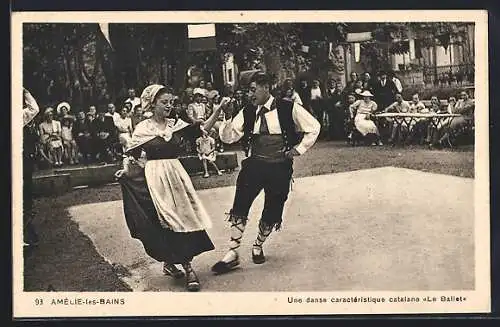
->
<box><xmin>115</xmin><ymin>84</ymin><xmax>229</xmax><ymax>292</ymax></box>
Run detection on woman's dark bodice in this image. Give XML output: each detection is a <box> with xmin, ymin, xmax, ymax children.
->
<box><xmin>133</xmin><ymin>123</ymin><xmax>201</xmax><ymax>160</ymax></box>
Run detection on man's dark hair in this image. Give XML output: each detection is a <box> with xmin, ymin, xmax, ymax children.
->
<box><xmin>252</xmin><ymin>71</ymin><xmax>272</xmax><ymax>87</ymax></box>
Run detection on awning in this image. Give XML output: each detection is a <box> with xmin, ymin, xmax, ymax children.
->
<box><xmin>188</xmin><ymin>23</ymin><xmax>217</xmax><ymax>52</ymax></box>
<box><xmin>346</xmin><ymin>32</ymin><xmax>373</xmax><ymax>43</ymax></box>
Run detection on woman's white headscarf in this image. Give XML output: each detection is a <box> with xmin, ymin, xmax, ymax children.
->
<box><xmin>140</xmin><ymin>84</ymin><xmax>166</xmax><ymax>112</ymax></box>
<box><xmin>126</xmin><ymin>84</ymin><xmax>189</xmax><ymax>153</ymax></box>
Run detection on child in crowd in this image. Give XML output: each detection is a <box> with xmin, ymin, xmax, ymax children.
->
<box><xmin>196</xmin><ymin>129</ymin><xmax>223</xmax><ymax>178</ymax></box>
<box><xmin>61</xmin><ymin>116</ymin><xmax>79</xmax><ymax>165</ymax></box>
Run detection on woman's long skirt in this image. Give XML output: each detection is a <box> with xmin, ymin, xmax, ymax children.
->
<box><xmin>119</xmin><ymin>175</ymin><xmax>214</xmax><ymax>264</ymax></box>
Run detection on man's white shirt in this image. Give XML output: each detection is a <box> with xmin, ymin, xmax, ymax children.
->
<box><xmin>219</xmin><ymin>95</ymin><xmax>320</xmax><ymax>155</ymax></box>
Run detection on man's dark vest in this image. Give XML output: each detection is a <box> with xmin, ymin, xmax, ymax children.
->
<box><xmin>242</xmin><ymin>98</ymin><xmax>303</xmax><ymax>157</ymax></box>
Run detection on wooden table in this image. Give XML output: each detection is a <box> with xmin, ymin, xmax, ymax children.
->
<box><xmin>374</xmin><ymin>113</ymin><xmax>462</xmax><ymax>146</ymax></box>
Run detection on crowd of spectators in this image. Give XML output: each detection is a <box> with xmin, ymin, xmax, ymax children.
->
<box><xmin>26</xmin><ymin>70</ymin><xmax>474</xmax><ymax>171</ymax></box>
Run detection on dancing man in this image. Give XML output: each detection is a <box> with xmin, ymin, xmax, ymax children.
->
<box><xmin>211</xmin><ymin>72</ymin><xmax>321</xmax><ymax>274</ymax></box>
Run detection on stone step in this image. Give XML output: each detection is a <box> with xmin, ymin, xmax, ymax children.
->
<box><xmin>32</xmin><ymin>152</ymin><xmax>240</xmax><ymax>197</ymax></box>
<box><xmin>32</xmin><ymin>173</ymin><xmax>71</xmax><ymax>197</ymax></box>
<box><xmin>55</xmin><ymin>164</ymin><xmax>120</xmax><ymax>187</ymax></box>
<box><xmin>178</xmin><ymin>152</ymin><xmax>239</xmax><ymax>175</ymax></box>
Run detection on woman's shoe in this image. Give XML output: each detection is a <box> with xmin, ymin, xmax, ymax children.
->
<box><xmin>203</xmin><ymin>173</ymin><xmax>209</xmax><ymax>178</ymax></box>
<box><xmin>163</xmin><ymin>263</ymin><xmax>185</xmax><ymax>279</ymax></box>
<box><xmin>184</xmin><ymin>265</ymin><xmax>200</xmax><ymax>292</ymax></box>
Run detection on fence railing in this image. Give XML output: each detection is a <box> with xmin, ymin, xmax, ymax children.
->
<box><xmin>398</xmin><ymin>64</ymin><xmax>474</xmax><ymax>88</ymax></box>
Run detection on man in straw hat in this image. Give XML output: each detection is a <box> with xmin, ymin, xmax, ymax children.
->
<box><xmin>211</xmin><ymin>71</ymin><xmax>321</xmax><ymax>274</ymax></box>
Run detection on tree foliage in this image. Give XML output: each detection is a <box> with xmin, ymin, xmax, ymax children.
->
<box><xmin>23</xmin><ymin>22</ymin><xmax>472</xmax><ymax>110</ymax></box>
<box><xmin>216</xmin><ymin>23</ymin><xmax>348</xmax><ymax>82</ymax></box>
<box><xmin>23</xmin><ymin>23</ymin><xmax>190</xmax><ymax>110</ymax></box>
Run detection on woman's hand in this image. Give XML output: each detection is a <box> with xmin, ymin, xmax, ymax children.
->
<box><xmin>114</xmin><ymin>169</ymin><xmax>126</xmax><ymax>179</ymax></box>
<box><xmin>219</xmin><ymin>97</ymin><xmax>233</xmax><ymax>117</ymax></box>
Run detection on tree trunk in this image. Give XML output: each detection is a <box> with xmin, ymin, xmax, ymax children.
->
<box><xmin>62</xmin><ymin>47</ymin><xmax>73</xmax><ymax>102</ymax></box>
<box><xmin>433</xmin><ymin>42</ymin><xmax>438</xmax><ymax>83</ymax></box>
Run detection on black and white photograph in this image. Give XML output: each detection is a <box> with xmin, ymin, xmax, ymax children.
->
<box><xmin>12</xmin><ymin>10</ymin><xmax>490</xmax><ymax>317</ymax></box>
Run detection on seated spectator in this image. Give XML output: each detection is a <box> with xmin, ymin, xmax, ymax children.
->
<box><xmin>433</xmin><ymin>91</ymin><xmax>474</xmax><ymax>148</ymax></box>
<box><xmin>406</xmin><ymin>93</ymin><xmax>429</xmax><ymax>144</ymax></box>
<box><xmin>196</xmin><ymin>129</ymin><xmax>222</xmax><ymax>178</ymax></box>
<box><xmin>428</xmin><ymin>95</ymin><xmax>460</xmax><ymax>145</ymax></box>
<box><xmin>39</xmin><ymin>107</ymin><xmax>64</xmax><ymax>167</ymax></box>
<box><xmin>94</xmin><ymin>112</ymin><xmax>118</xmax><ymax>163</ymax></box>
<box><xmin>206</xmin><ymin>81</ymin><xmax>219</xmax><ymax>101</ymax></box>
<box><xmin>447</xmin><ymin>96</ymin><xmax>457</xmax><ymax>114</ymax></box>
<box><xmin>61</xmin><ymin>115</ymin><xmax>79</xmax><ymax>165</ymax></box>
<box><xmin>124</xmin><ymin>88</ymin><xmax>141</xmax><ymax>112</ymax></box>
<box><xmin>86</xmin><ymin>111</ymin><xmax>99</xmax><ymax>161</ymax></box>
<box><xmin>384</xmin><ymin>93</ymin><xmax>411</xmax><ymax>146</ymax></box>
<box><xmin>187</xmin><ymin>91</ymin><xmax>207</xmax><ymax>124</ymax></box>
<box><xmin>105</xmin><ymin>103</ymin><xmax>120</xmax><ymax>124</ymax></box>
<box><xmin>115</xmin><ymin>105</ymin><xmax>133</xmax><ymax>153</ymax></box>
<box><xmin>343</xmin><ymin>93</ymin><xmax>359</xmax><ymax>144</ymax></box>
<box><xmin>131</xmin><ymin>106</ymin><xmax>145</xmax><ymax>130</ymax></box>
<box><xmin>88</xmin><ymin>105</ymin><xmax>97</xmax><ymax>117</ymax></box>
<box><xmin>124</xmin><ymin>102</ymin><xmax>133</xmax><ymax>115</ymax></box>
<box><xmin>423</xmin><ymin>96</ymin><xmax>444</xmax><ymax>144</ymax></box>
<box><xmin>73</xmin><ymin>111</ymin><xmax>94</xmax><ymax>164</ymax></box>
<box><xmin>56</xmin><ymin>101</ymin><xmax>75</xmax><ymax>122</ymax></box>
<box><xmin>349</xmin><ymin>90</ymin><xmax>383</xmax><ymax>146</ymax></box>
<box><xmin>211</xmin><ymin>94</ymin><xmax>226</xmax><ymax>152</ymax></box>
<box><xmin>409</xmin><ymin>93</ymin><xmax>426</xmax><ymax>113</ymax></box>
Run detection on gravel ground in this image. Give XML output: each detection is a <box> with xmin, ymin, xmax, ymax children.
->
<box><xmin>23</xmin><ymin>140</ymin><xmax>474</xmax><ymax>292</ymax></box>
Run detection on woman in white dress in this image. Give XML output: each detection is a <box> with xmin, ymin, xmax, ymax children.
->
<box><xmin>115</xmin><ymin>84</ymin><xmax>229</xmax><ymax>292</ymax></box>
<box><xmin>39</xmin><ymin>107</ymin><xmax>64</xmax><ymax>166</ymax></box>
<box><xmin>114</xmin><ymin>105</ymin><xmax>133</xmax><ymax>152</ymax></box>
<box><xmin>349</xmin><ymin>90</ymin><xmax>383</xmax><ymax>145</ymax></box>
